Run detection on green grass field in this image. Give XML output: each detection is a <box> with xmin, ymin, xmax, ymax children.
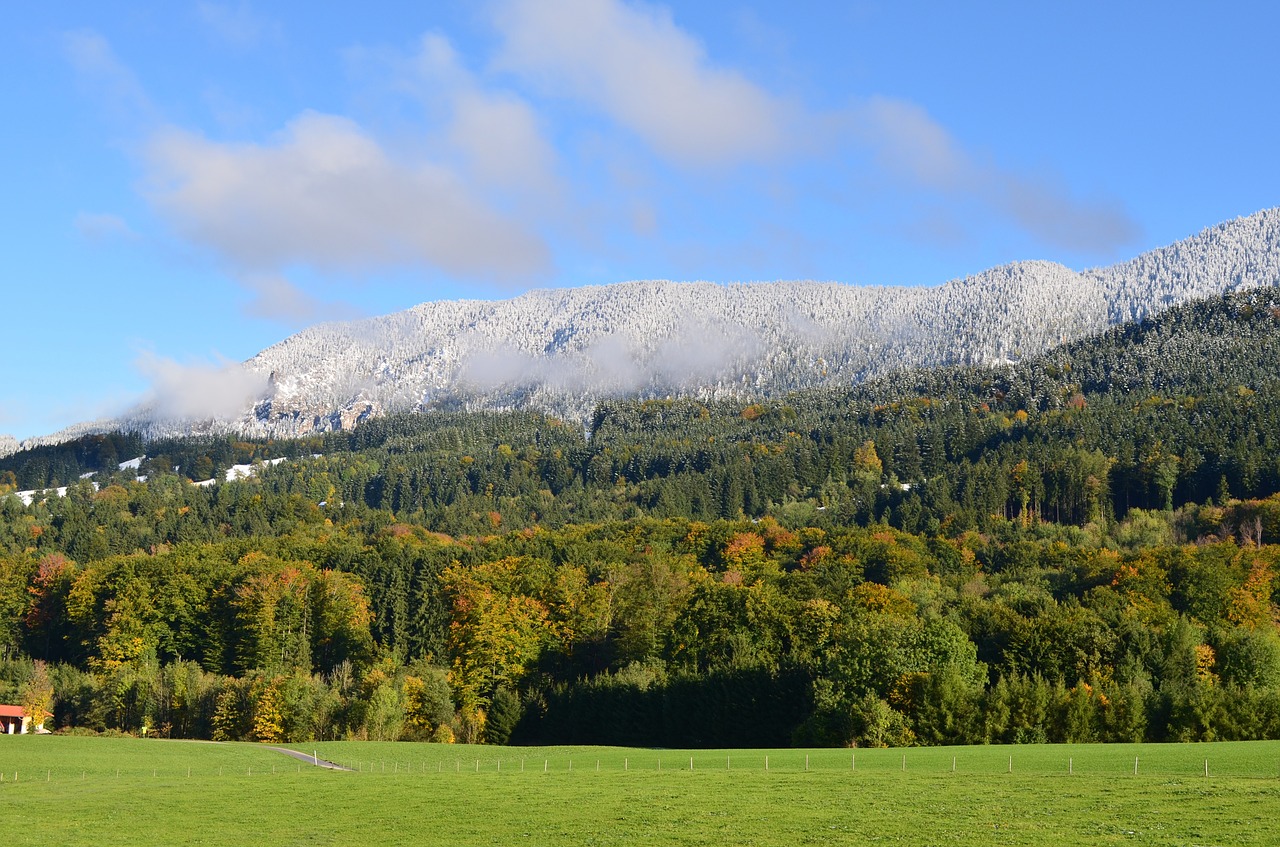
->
<box><xmin>2</xmin><ymin>737</ymin><xmax>1279</xmax><ymax>845</ymax></box>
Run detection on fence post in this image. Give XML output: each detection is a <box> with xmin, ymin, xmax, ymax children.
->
<box><xmin>1134</xmin><ymin>757</ymin><xmax>1138</xmax><ymax>776</ymax></box>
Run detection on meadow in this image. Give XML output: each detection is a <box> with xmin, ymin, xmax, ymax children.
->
<box><xmin>2</xmin><ymin>737</ymin><xmax>1279</xmax><ymax>846</ymax></box>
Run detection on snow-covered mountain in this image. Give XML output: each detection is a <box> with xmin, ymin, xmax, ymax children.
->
<box><xmin>0</xmin><ymin>419</ymin><xmax>130</xmax><ymax>460</ymax></box>
<box><xmin>75</xmin><ymin>207</ymin><xmax>1280</xmax><ymax>441</ymax></box>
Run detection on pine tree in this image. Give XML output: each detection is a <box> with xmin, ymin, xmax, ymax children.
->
<box><xmin>485</xmin><ymin>685</ymin><xmax>521</xmax><ymax>745</ymax></box>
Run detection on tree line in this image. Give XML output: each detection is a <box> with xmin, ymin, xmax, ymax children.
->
<box><xmin>2</xmin><ymin>508</ymin><xmax>1279</xmax><ymax>746</ymax></box>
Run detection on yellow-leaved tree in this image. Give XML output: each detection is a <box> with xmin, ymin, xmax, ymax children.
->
<box><xmin>443</xmin><ymin>559</ymin><xmax>552</xmax><ymax>726</ymax></box>
<box><xmin>251</xmin><ymin>675</ymin><xmax>285</xmax><ymax>743</ymax></box>
<box><xmin>21</xmin><ymin>660</ymin><xmax>54</xmax><ymax>731</ymax></box>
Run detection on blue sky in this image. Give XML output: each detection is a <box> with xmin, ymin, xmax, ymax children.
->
<box><xmin>2</xmin><ymin>1</ymin><xmax>1277</xmax><ymax>440</ymax></box>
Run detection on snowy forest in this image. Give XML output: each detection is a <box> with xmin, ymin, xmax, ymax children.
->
<box><xmin>24</xmin><ymin>206</ymin><xmax>1263</xmax><ymax>445</ymax></box>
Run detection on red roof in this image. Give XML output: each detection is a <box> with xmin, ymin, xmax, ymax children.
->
<box><xmin>0</xmin><ymin>705</ymin><xmax>26</xmax><ymax>718</ymax></box>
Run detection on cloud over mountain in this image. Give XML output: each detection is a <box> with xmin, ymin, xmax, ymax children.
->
<box><xmin>103</xmin><ymin>208</ymin><xmax>1273</xmax><ymax>440</ymax></box>
<box><xmin>144</xmin><ymin>112</ymin><xmax>550</xmax><ymax>280</ymax></box>
<box><xmin>493</xmin><ymin>0</ymin><xmax>793</xmax><ymax>167</ymax></box>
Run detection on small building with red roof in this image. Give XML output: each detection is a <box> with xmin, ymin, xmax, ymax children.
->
<box><xmin>0</xmin><ymin>704</ymin><xmax>52</xmax><ymax>735</ymax></box>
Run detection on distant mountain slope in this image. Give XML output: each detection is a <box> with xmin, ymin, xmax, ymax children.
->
<box><xmin>0</xmin><ymin>419</ymin><xmax>132</xmax><ymax>460</ymax></box>
<box><xmin>8</xmin><ymin>283</ymin><xmax>1280</xmax><ymax>492</ymax></box>
<box><xmin>53</xmin><ymin>207</ymin><xmax>1277</xmax><ymax>442</ymax></box>
<box><xmin>850</xmin><ymin>284</ymin><xmax>1280</xmax><ymax>411</ymax></box>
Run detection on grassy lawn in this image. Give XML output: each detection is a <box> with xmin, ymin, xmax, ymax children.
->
<box><xmin>2</xmin><ymin>737</ymin><xmax>1278</xmax><ymax>846</ymax></box>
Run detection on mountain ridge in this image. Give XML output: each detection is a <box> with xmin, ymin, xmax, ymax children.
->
<box><xmin>10</xmin><ymin>207</ymin><xmax>1280</xmax><ymax>455</ymax></box>
<box><xmin>7</xmin><ymin>281</ymin><xmax>1280</xmax><ymax>497</ymax></box>
<box><xmin>229</xmin><ymin>208</ymin><xmax>1280</xmax><ymax>436</ymax></box>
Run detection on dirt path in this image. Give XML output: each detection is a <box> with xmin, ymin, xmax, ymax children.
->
<box><xmin>266</xmin><ymin>747</ymin><xmax>352</xmax><ymax>771</ymax></box>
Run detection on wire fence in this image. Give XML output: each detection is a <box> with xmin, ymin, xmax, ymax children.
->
<box><xmin>5</xmin><ymin>744</ymin><xmax>1280</xmax><ymax>784</ymax></box>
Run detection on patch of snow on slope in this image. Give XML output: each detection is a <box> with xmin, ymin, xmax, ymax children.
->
<box><xmin>192</xmin><ymin>456</ymin><xmax>290</xmax><ymax>487</ymax></box>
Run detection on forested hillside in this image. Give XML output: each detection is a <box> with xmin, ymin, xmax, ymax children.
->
<box><xmin>2</xmin><ymin>288</ymin><xmax>1280</xmax><ymax>748</ymax></box>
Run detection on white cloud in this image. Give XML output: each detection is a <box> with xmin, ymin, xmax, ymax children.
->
<box><xmin>74</xmin><ymin>212</ymin><xmax>136</xmax><ymax>242</ymax></box>
<box><xmin>61</xmin><ymin>29</ymin><xmax>156</xmax><ymax>123</ymax></box>
<box><xmin>72</xmin><ymin>10</ymin><xmax>1139</xmax><ymax>304</ymax></box>
<box><xmin>629</xmin><ymin>201</ymin><xmax>658</xmax><ymax>236</ymax></box>
<box><xmin>459</xmin><ymin>319</ymin><xmax>762</xmax><ymax>396</ymax></box>
<box><xmin>491</xmin><ymin>1</ymin><xmax>1139</xmax><ymax>254</ymax></box>
<box><xmin>853</xmin><ymin>96</ymin><xmax>1140</xmax><ymax>253</ymax></box>
<box><xmin>992</xmin><ymin>173</ymin><xmax>1142</xmax><ymax>255</ymax></box>
<box><xmin>408</xmin><ymin>34</ymin><xmax>560</xmax><ymax>198</ymax></box>
<box><xmin>240</xmin><ymin>273</ymin><xmax>364</xmax><ymax>325</ymax></box>
<box><xmin>492</xmin><ymin>0</ymin><xmax>793</xmax><ymax>167</ymax></box>
<box><xmin>856</xmin><ymin>97</ymin><xmax>973</xmax><ymax>193</ymax></box>
<box><xmin>134</xmin><ymin>352</ymin><xmax>269</xmax><ymax>421</ymax></box>
<box><xmin>143</xmin><ymin>111</ymin><xmax>550</xmax><ymax>279</ymax></box>
<box><xmin>196</xmin><ymin>2</ymin><xmax>276</xmax><ymax>48</ymax></box>
<box><xmin>202</xmin><ymin>84</ymin><xmax>258</xmax><ymax>132</ymax></box>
